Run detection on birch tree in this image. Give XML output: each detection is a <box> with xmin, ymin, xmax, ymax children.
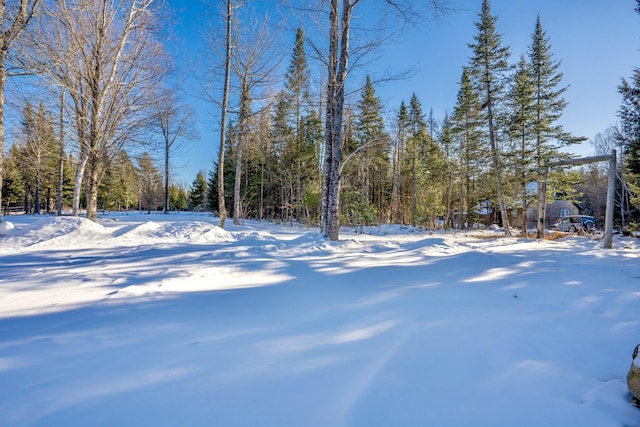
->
<box><xmin>201</xmin><ymin>0</ymin><xmax>238</xmax><ymax>227</ymax></box>
<box><xmin>302</xmin><ymin>0</ymin><xmax>447</xmax><ymax>240</ymax></box>
<box><xmin>30</xmin><ymin>0</ymin><xmax>167</xmax><ymax>221</ymax></box>
<box><xmin>0</xmin><ymin>0</ymin><xmax>41</xmax><ymax>222</ymax></box>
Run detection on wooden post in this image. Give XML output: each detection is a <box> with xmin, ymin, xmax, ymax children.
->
<box><xmin>541</xmin><ymin>154</ymin><xmax>614</xmax><ymax>247</ymax></box>
<box><xmin>536</xmin><ymin>165</ymin><xmax>548</xmax><ymax>239</ymax></box>
<box><xmin>603</xmin><ymin>149</ymin><xmax>616</xmax><ymax>249</ymax></box>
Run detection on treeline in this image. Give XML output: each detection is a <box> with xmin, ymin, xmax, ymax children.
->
<box><xmin>1</xmin><ymin>0</ymin><xmax>637</xmax><ymax>233</ymax></box>
<box><xmin>186</xmin><ymin>2</ymin><xmax>627</xmax><ymax>230</ymax></box>
<box><xmin>3</xmin><ymin>100</ymin><xmax>190</xmax><ymax>214</ymax></box>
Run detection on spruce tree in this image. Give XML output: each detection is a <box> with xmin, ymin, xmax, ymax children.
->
<box><xmin>618</xmin><ymin>69</ymin><xmax>640</xmax><ymax>175</ymax></box>
<box><xmin>408</xmin><ymin>94</ymin><xmax>427</xmax><ymax>225</ymax></box>
<box><xmin>528</xmin><ymin>15</ymin><xmax>573</xmax><ymax>236</ymax></box>
<box><xmin>468</xmin><ymin>0</ymin><xmax>512</xmax><ymax>235</ymax></box>
<box><xmin>529</xmin><ymin>15</ymin><xmax>570</xmax><ymax>163</ymax></box>
<box><xmin>439</xmin><ymin>114</ymin><xmax>455</xmax><ymax>228</ymax></box>
<box><xmin>391</xmin><ymin>101</ymin><xmax>410</xmax><ymax>223</ymax></box>
<box><xmin>189</xmin><ymin>171</ymin><xmax>208</xmax><ymax>210</ymax></box>
<box><xmin>507</xmin><ymin>54</ymin><xmax>536</xmax><ymax>230</ymax></box>
<box><xmin>137</xmin><ymin>152</ymin><xmax>163</xmax><ymax>213</ymax></box>
<box><xmin>451</xmin><ymin>67</ymin><xmax>483</xmax><ymax>229</ymax></box>
<box><xmin>354</xmin><ymin>75</ymin><xmax>388</xmax><ymax>217</ymax></box>
<box><xmin>283</xmin><ymin>28</ymin><xmax>316</xmax><ymax>223</ymax></box>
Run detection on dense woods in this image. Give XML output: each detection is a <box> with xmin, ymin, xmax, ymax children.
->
<box><xmin>1</xmin><ymin>0</ymin><xmax>638</xmax><ymax>239</ymax></box>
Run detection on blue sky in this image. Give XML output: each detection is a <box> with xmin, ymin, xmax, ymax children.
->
<box><xmin>170</xmin><ymin>0</ymin><xmax>640</xmax><ymax>186</ymax></box>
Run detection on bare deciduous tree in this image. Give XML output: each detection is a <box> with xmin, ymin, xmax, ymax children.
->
<box><xmin>29</xmin><ymin>0</ymin><xmax>168</xmax><ymax>221</ymax></box>
<box><xmin>0</xmin><ymin>0</ymin><xmax>41</xmax><ymax>221</ymax></box>
<box><xmin>230</xmin><ymin>15</ymin><xmax>281</xmax><ymax>225</ymax></box>
<box><xmin>152</xmin><ymin>86</ymin><xmax>198</xmax><ymax>214</ymax></box>
<box><xmin>199</xmin><ymin>0</ymin><xmax>240</xmax><ymax>228</ymax></box>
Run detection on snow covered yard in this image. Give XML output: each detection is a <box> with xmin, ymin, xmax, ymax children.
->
<box><xmin>0</xmin><ymin>212</ymin><xmax>639</xmax><ymax>427</ymax></box>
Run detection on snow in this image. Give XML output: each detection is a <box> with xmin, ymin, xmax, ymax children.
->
<box><xmin>0</xmin><ymin>212</ymin><xmax>639</xmax><ymax>427</ymax></box>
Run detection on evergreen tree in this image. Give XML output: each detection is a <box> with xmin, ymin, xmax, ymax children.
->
<box><xmin>451</xmin><ymin>67</ymin><xmax>484</xmax><ymax>229</ymax></box>
<box><xmin>390</xmin><ymin>101</ymin><xmax>410</xmax><ymax>224</ymax></box>
<box><xmin>406</xmin><ymin>93</ymin><xmax>442</xmax><ymax>226</ymax></box>
<box><xmin>206</xmin><ymin>167</ymin><xmax>218</xmax><ymax>212</ymax></box>
<box><xmin>529</xmin><ymin>15</ymin><xmax>571</xmax><ymax>165</ymax></box>
<box><xmin>168</xmin><ymin>184</ymin><xmax>188</xmax><ymax>211</ymax></box>
<box><xmin>408</xmin><ymin>93</ymin><xmax>427</xmax><ymax>225</ymax></box>
<box><xmin>2</xmin><ymin>145</ymin><xmax>25</xmax><ymax>211</ymax></box>
<box><xmin>507</xmin><ymin>54</ymin><xmax>536</xmax><ymax>229</ymax></box>
<box><xmin>137</xmin><ymin>152</ymin><xmax>163</xmax><ymax>213</ymax></box>
<box><xmin>468</xmin><ymin>0</ymin><xmax>512</xmax><ymax>235</ymax></box>
<box><xmin>353</xmin><ymin>75</ymin><xmax>389</xmax><ymax>221</ymax></box>
<box><xmin>99</xmin><ymin>150</ymin><xmax>138</xmax><ymax>211</ymax></box>
<box><xmin>20</xmin><ymin>101</ymin><xmax>58</xmax><ymax>214</ymax></box>
<box><xmin>619</xmin><ymin>68</ymin><xmax>640</xmax><ymax>175</ymax></box>
<box><xmin>281</xmin><ymin>28</ymin><xmax>315</xmax><ymax>223</ymax></box>
<box><xmin>439</xmin><ymin>114</ymin><xmax>456</xmax><ymax>228</ymax></box>
<box><xmin>528</xmin><ymin>15</ymin><xmax>575</xmax><ymax>236</ymax></box>
<box><xmin>189</xmin><ymin>171</ymin><xmax>208</xmax><ymax>210</ymax></box>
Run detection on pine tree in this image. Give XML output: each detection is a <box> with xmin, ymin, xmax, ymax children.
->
<box><xmin>282</xmin><ymin>28</ymin><xmax>316</xmax><ymax>223</ymax></box>
<box><xmin>468</xmin><ymin>0</ymin><xmax>512</xmax><ymax>235</ymax></box>
<box><xmin>451</xmin><ymin>67</ymin><xmax>483</xmax><ymax>229</ymax></box>
<box><xmin>2</xmin><ymin>144</ymin><xmax>25</xmax><ymax>211</ymax></box>
<box><xmin>391</xmin><ymin>101</ymin><xmax>410</xmax><ymax>224</ymax></box>
<box><xmin>408</xmin><ymin>93</ymin><xmax>427</xmax><ymax>225</ymax></box>
<box><xmin>528</xmin><ymin>15</ymin><xmax>574</xmax><ymax>236</ymax></box>
<box><xmin>353</xmin><ymin>75</ymin><xmax>388</xmax><ymax>220</ymax></box>
<box><xmin>168</xmin><ymin>184</ymin><xmax>188</xmax><ymax>211</ymax></box>
<box><xmin>98</xmin><ymin>150</ymin><xmax>138</xmax><ymax>211</ymax></box>
<box><xmin>189</xmin><ymin>171</ymin><xmax>208</xmax><ymax>210</ymax></box>
<box><xmin>507</xmin><ymin>54</ymin><xmax>536</xmax><ymax>230</ymax></box>
<box><xmin>439</xmin><ymin>114</ymin><xmax>456</xmax><ymax>228</ymax></box>
<box><xmin>20</xmin><ymin>101</ymin><xmax>58</xmax><ymax>214</ymax></box>
<box><xmin>137</xmin><ymin>152</ymin><xmax>163</xmax><ymax>213</ymax></box>
<box><xmin>529</xmin><ymin>15</ymin><xmax>570</xmax><ymax>164</ymax></box>
<box><xmin>618</xmin><ymin>68</ymin><xmax>640</xmax><ymax>175</ymax></box>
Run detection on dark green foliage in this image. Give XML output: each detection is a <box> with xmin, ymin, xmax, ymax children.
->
<box><xmin>137</xmin><ymin>152</ymin><xmax>163</xmax><ymax>213</ymax></box>
<box><xmin>528</xmin><ymin>15</ymin><xmax>571</xmax><ymax>164</ymax></box>
<box><xmin>467</xmin><ymin>0</ymin><xmax>512</xmax><ymax>233</ymax></box>
<box><xmin>189</xmin><ymin>171</ymin><xmax>208</xmax><ymax>210</ymax></box>
<box><xmin>169</xmin><ymin>184</ymin><xmax>188</xmax><ymax>211</ymax></box>
<box><xmin>98</xmin><ymin>150</ymin><xmax>138</xmax><ymax>211</ymax></box>
<box><xmin>619</xmin><ymin>68</ymin><xmax>640</xmax><ymax>174</ymax></box>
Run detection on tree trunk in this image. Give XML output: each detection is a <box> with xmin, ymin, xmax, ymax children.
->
<box><xmin>72</xmin><ymin>154</ymin><xmax>88</xmax><ymax>216</ymax></box>
<box><xmin>163</xmin><ymin>136</ymin><xmax>169</xmax><ymax>214</ymax></box>
<box><xmin>233</xmin><ymin>137</ymin><xmax>243</xmax><ymax>225</ymax></box>
<box><xmin>86</xmin><ymin>154</ymin><xmax>100</xmax><ymax>221</ymax></box>
<box><xmin>0</xmin><ymin>58</ymin><xmax>5</xmax><ymax>222</ymax></box>
<box><xmin>57</xmin><ymin>89</ymin><xmax>65</xmax><ymax>216</ymax></box>
<box><xmin>486</xmin><ymin>94</ymin><xmax>512</xmax><ymax>236</ymax></box>
<box><xmin>34</xmin><ymin>169</ymin><xmax>41</xmax><ymax>214</ymax></box>
<box><xmin>217</xmin><ymin>0</ymin><xmax>232</xmax><ymax>228</ymax></box>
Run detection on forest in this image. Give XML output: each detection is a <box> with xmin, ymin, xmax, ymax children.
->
<box><xmin>1</xmin><ymin>0</ymin><xmax>638</xmax><ymax>240</ymax></box>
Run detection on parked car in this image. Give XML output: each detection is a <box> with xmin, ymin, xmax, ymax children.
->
<box><xmin>552</xmin><ymin>215</ymin><xmax>595</xmax><ymax>233</ymax></box>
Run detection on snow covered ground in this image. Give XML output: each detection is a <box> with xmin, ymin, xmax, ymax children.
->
<box><xmin>0</xmin><ymin>212</ymin><xmax>639</xmax><ymax>427</ymax></box>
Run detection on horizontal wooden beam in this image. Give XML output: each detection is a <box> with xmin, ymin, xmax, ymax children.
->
<box><xmin>546</xmin><ymin>154</ymin><xmax>612</xmax><ymax>168</ymax></box>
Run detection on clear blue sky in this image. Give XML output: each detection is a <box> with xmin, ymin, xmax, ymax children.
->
<box><xmin>169</xmin><ymin>0</ymin><xmax>640</xmax><ymax>186</ymax></box>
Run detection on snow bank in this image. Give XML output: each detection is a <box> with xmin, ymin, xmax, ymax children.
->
<box><xmin>0</xmin><ymin>214</ymin><xmax>639</xmax><ymax>426</ymax></box>
<box><xmin>0</xmin><ymin>220</ymin><xmax>14</xmax><ymax>236</ymax></box>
